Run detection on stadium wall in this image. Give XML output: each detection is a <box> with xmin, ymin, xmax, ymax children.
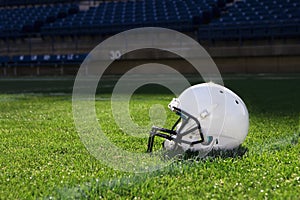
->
<box><xmin>0</xmin><ymin>36</ymin><xmax>299</xmax><ymax>75</ymax></box>
<box><xmin>86</xmin><ymin>56</ymin><xmax>300</xmax><ymax>74</ymax></box>
<box><xmin>1</xmin><ymin>55</ymin><xmax>299</xmax><ymax>76</ymax></box>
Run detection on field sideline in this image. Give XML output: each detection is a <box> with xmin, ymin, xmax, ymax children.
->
<box><xmin>0</xmin><ymin>75</ymin><xmax>299</xmax><ymax>199</ymax></box>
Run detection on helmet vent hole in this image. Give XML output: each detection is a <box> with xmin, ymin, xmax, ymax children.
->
<box><xmin>219</xmin><ymin>90</ymin><xmax>224</xmax><ymax>94</ymax></box>
<box><xmin>235</xmin><ymin>100</ymin><xmax>239</xmax><ymax>104</ymax></box>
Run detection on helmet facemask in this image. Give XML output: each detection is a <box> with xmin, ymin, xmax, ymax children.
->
<box><xmin>147</xmin><ymin>99</ymin><xmax>216</xmax><ymax>159</ymax></box>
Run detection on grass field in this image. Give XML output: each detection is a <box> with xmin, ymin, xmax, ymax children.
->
<box><xmin>0</xmin><ymin>76</ymin><xmax>299</xmax><ymax>199</ymax></box>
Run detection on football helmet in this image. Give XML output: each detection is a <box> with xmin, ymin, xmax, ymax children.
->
<box><xmin>147</xmin><ymin>82</ymin><xmax>249</xmax><ymax>158</ymax></box>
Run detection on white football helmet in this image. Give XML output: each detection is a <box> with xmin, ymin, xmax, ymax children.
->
<box><xmin>147</xmin><ymin>82</ymin><xmax>249</xmax><ymax>158</ymax></box>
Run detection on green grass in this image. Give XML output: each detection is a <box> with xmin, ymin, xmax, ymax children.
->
<box><xmin>0</xmin><ymin>77</ymin><xmax>299</xmax><ymax>199</ymax></box>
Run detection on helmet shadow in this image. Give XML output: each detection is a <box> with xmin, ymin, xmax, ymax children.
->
<box><xmin>181</xmin><ymin>145</ymin><xmax>248</xmax><ymax>160</ymax></box>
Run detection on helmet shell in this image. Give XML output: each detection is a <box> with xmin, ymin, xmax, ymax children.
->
<box><xmin>175</xmin><ymin>82</ymin><xmax>249</xmax><ymax>150</ymax></box>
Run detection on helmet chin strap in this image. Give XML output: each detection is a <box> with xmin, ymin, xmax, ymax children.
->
<box><xmin>164</xmin><ymin>136</ymin><xmax>217</xmax><ymax>159</ymax></box>
<box><xmin>189</xmin><ymin>137</ymin><xmax>217</xmax><ymax>154</ymax></box>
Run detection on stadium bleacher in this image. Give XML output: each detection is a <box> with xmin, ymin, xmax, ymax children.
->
<box><xmin>0</xmin><ymin>0</ymin><xmax>298</xmax><ymax>40</ymax></box>
<box><xmin>41</xmin><ymin>0</ymin><xmax>226</xmax><ymax>36</ymax></box>
<box><xmin>198</xmin><ymin>0</ymin><xmax>300</xmax><ymax>41</ymax></box>
<box><xmin>0</xmin><ymin>0</ymin><xmax>299</xmax><ymax>69</ymax></box>
<box><xmin>0</xmin><ymin>4</ymin><xmax>79</xmax><ymax>38</ymax></box>
<box><xmin>0</xmin><ymin>0</ymin><xmax>78</xmax><ymax>7</ymax></box>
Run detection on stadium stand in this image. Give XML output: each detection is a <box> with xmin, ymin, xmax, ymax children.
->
<box><xmin>198</xmin><ymin>0</ymin><xmax>300</xmax><ymax>41</ymax></box>
<box><xmin>0</xmin><ymin>0</ymin><xmax>299</xmax><ymax>74</ymax></box>
<box><xmin>1</xmin><ymin>0</ymin><xmax>297</xmax><ymax>40</ymax></box>
<box><xmin>0</xmin><ymin>0</ymin><xmax>78</xmax><ymax>7</ymax></box>
<box><xmin>0</xmin><ymin>4</ymin><xmax>79</xmax><ymax>38</ymax></box>
<box><xmin>41</xmin><ymin>0</ymin><xmax>226</xmax><ymax>36</ymax></box>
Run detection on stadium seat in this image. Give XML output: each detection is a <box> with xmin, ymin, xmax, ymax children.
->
<box><xmin>0</xmin><ymin>0</ymin><xmax>77</xmax><ymax>6</ymax></box>
<box><xmin>0</xmin><ymin>56</ymin><xmax>9</xmax><ymax>66</ymax></box>
<box><xmin>200</xmin><ymin>0</ymin><xmax>300</xmax><ymax>41</ymax></box>
<box><xmin>0</xmin><ymin>4</ymin><xmax>79</xmax><ymax>38</ymax></box>
<box><xmin>41</xmin><ymin>0</ymin><xmax>227</xmax><ymax>36</ymax></box>
<box><xmin>1</xmin><ymin>0</ymin><xmax>299</xmax><ymax>46</ymax></box>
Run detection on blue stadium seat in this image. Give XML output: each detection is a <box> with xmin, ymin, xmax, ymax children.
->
<box><xmin>202</xmin><ymin>0</ymin><xmax>300</xmax><ymax>41</ymax></box>
<box><xmin>1</xmin><ymin>0</ymin><xmax>298</xmax><ymax>41</ymax></box>
<box><xmin>0</xmin><ymin>4</ymin><xmax>79</xmax><ymax>38</ymax></box>
<box><xmin>0</xmin><ymin>56</ymin><xmax>9</xmax><ymax>66</ymax></box>
<box><xmin>0</xmin><ymin>0</ymin><xmax>77</xmax><ymax>6</ymax></box>
<box><xmin>40</xmin><ymin>0</ymin><xmax>227</xmax><ymax>36</ymax></box>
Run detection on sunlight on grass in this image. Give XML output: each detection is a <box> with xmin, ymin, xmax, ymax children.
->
<box><xmin>0</xmin><ymin>78</ymin><xmax>299</xmax><ymax>199</ymax></box>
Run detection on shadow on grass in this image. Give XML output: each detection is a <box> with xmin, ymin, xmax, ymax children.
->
<box><xmin>181</xmin><ymin>145</ymin><xmax>248</xmax><ymax>161</ymax></box>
